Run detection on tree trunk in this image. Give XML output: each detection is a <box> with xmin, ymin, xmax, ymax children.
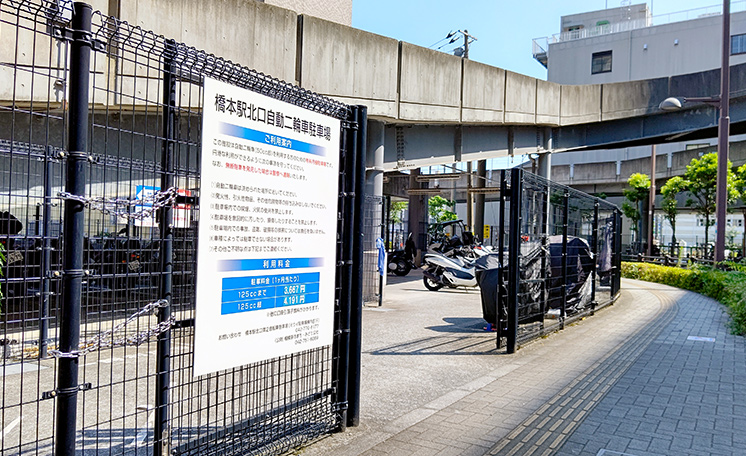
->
<box><xmin>704</xmin><ymin>216</ymin><xmax>710</xmax><ymax>258</ymax></box>
<box><xmin>671</xmin><ymin>228</ymin><xmax>677</xmax><ymax>257</ymax></box>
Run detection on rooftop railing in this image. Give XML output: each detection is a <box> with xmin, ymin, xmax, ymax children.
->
<box><xmin>533</xmin><ymin>0</ymin><xmax>746</xmax><ymax>62</ymax></box>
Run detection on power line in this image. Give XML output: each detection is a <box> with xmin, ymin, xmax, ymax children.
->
<box><xmin>428</xmin><ymin>31</ymin><xmax>455</xmax><ymax>49</ymax></box>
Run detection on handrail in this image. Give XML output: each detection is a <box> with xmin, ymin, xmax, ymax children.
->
<box><xmin>532</xmin><ymin>0</ymin><xmax>746</xmax><ymax>59</ymax></box>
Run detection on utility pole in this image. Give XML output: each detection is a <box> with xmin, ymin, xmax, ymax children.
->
<box><xmin>455</xmin><ymin>29</ymin><xmax>484</xmax><ymax>241</ymax></box>
<box><xmin>463</xmin><ymin>29</ymin><xmax>470</xmax><ymax>59</ymax></box>
<box><xmin>647</xmin><ymin>144</ymin><xmax>656</xmax><ymax>257</ymax></box>
<box><xmin>460</xmin><ymin>29</ymin><xmax>476</xmax><ymax>59</ymax></box>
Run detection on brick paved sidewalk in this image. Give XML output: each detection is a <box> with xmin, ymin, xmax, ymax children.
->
<box><xmin>298</xmin><ymin>277</ymin><xmax>745</xmax><ymax>456</ymax></box>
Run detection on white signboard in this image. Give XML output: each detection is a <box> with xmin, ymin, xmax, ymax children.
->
<box><xmin>193</xmin><ymin>77</ymin><xmax>341</xmax><ymax>376</ymax></box>
<box><xmin>124</xmin><ymin>185</ymin><xmax>193</xmax><ymax>229</ymax></box>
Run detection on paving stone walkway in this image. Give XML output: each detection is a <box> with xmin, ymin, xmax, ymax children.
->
<box><xmin>299</xmin><ymin>276</ymin><xmax>745</xmax><ymax>456</ymax></box>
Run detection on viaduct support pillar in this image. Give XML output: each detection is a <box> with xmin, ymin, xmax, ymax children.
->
<box><xmin>366</xmin><ymin>120</ymin><xmax>385</xmax><ymax>201</ymax></box>
<box><xmin>474</xmin><ymin>160</ymin><xmax>486</xmax><ymax>241</ymax></box>
<box><xmin>538</xmin><ymin>128</ymin><xmax>553</xmax><ymax>181</ymax></box>
<box><xmin>409</xmin><ymin>169</ymin><xmax>428</xmax><ymax>264</ymax></box>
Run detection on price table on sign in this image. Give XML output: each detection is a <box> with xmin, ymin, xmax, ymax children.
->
<box><xmin>221</xmin><ymin>272</ymin><xmax>321</xmax><ymax>315</ymax></box>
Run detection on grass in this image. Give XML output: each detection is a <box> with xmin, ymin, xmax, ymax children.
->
<box><xmin>621</xmin><ymin>262</ymin><xmax>746</xmax><ymax>336</ymax></box>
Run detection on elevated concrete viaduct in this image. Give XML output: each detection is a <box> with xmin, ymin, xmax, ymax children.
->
<box><xmin>5</xmin><ymin>0</ymin><xmax>746</xmax><ymax>248</ymax></box>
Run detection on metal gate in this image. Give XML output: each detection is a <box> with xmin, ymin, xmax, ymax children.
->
<box><xmin>493</xmin><ymin>168</ymin><xmax>622</xmax><ymax>353</ymax></box>
<box><xmin>362</xmin><ymin>195</ymin><xmax>383</xmax><ymax>304</ymax></box>
<box><xmin>0</xmin><ymin>1</ymin><xmax>364</xmax><ymax>455</ymax></box>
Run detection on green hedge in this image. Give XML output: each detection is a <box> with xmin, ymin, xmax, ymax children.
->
<box><xmin>621</xmin><ymin>262</ymin><xmax>746</xmax><ymax>336</ymax></box>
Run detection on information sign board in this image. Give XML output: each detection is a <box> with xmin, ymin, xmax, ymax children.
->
<box><xmin>193</xmin><ymin>77</ymin><xmax>341</xmax><ymax>376</ymax></box>
<box><xmin>129</xmin><ymin>185</ymin><xmax>192</xmax><ymax>229</ymax></box>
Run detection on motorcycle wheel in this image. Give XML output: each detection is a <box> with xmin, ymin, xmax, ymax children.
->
<box><xmin>423</xmin><ymin>270</ymin><xmax>444</xmax><ymax>291</ymax></box>
<box><xmin>392</xmin><ymin>259</ymin><xmax>411</xmax><ymax>276</ymax></box>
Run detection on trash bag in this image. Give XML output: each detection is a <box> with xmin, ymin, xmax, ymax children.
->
<box><xmin>548</xmin><ymin>235</ymin><xmax>594</xmax><ymax>313</ymax></box>
<box><xmin>475</xmin><ymin>253</ymin><xmax>502</xmax><ymax>325</ymax></box>
<box><xmin>0</xmin><ymin>211</ymin><xmax>22</xmax><ymax>235</ymax></box>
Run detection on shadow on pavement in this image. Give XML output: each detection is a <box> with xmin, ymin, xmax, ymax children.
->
<box><xmin>426</xmin><ymin>317</ymin><xmax>489</xmax><ymax>334</ymax></box>
<box><xmin>368</xmin><ymin>332</ymin><xmax>500</xmax><ymax>356</ymax></box>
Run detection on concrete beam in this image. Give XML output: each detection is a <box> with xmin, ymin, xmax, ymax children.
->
<box><xmin>298</xmin><ymin>15</ymin><xmax>399</xmax><ymax>118</ymax></box>
<box><xmin>461</xmin><ymin>60</ymin><xmax>505</xmax><ymax>124</ymax></box>
<box><xmin>560</xmin><ymin>84</ymin><xmax>602</xmax><ymax>125</ymax></box>
<box><xmin>504</xmin><ymin>71</ymin><xmax>537</xmax><ymax>124</ymax></box>
<box><xmin>536</xmin><ymin>79</ymin><xmax>560</xmax><ymax>125</ymax></box>
<box><xmin>398</xmin><ymin>43</ymin><xmax>462</xmax><ymax>122</ymax></box>
<box><xmin>382</xmin><ymin>124</ymin><xmax>543</xmax><ymax>170</ymax></box>
<box><xmin>120</xmin><ymin>0</ymin><xmax>298</xmax><ymax>82</ymax></box>
<box><xmin>601</xmin><ymin>77</ymin><xmax>670</xmax><ymax>121</ymax></box>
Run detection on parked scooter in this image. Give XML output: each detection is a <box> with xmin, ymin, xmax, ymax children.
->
<box><xmin>422</xmin><ymin>246</ymin><xmax>478</xmax><ymax>291</ymax></box>
<box><xmin>388</xmin><ymin>249</ymin><xmax>414</xmax><ymax>276</ymax></box>
<box><xmin>388</xmin><ymin>233</ymin><xmax>416</xmax><ymax>276</ymax></box>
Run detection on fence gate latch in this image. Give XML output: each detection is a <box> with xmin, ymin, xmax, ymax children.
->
<box><xmin>161</xmin><ymin>429</ymin><xmax>171</xmax><ymax>455</ymax></box>
<box><xmin>41</xmin><ymin>382</ymin><xmax>92</xmax><ymax>400</ymax></box>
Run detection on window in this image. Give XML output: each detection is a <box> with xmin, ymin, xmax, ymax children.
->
<box><xmin>591</xmin><ymin>51</ymin><xmax>612</xmax><ymax>74</ymax></box>
<box><xmin>732</xmin><ymin>33</ymin><xmax>746</xmax><ymax>55</ymax></box>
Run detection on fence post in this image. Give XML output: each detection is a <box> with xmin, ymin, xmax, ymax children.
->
<box><xmin>39</xmin><ymin>149</ymin><xmax>54</xmax><ymax>358</ymax></box>
<box><xmin>590</xmin><ymin>199</ymin><xmax>599</xmax><ymax>314</ymax></box>
<box><xmin>347</xmin><ymin>105</ymin><xmax>367</xmax><ymax>428</ymax></box>
<box><xmin>496</xmin><ymin>170</ymin><xmax>507</xmax><ymax>349</ymax></box>
<box><xmin>507</xmin><ymin>168</ymin><xmax>522</xmax><ymax>354</ymax></box>
<box><xmin>611</xmin><ymin>209</ymin><xmax>623</xmax><ymax>297</ymax></box>
<box><xmin>539</xmin><ymin>183</ymin><xmax>549</xmax><ymax>330</ymax></box>
<box><xmin>154</xmin><ymin>38</ymin><xmax>176</xmax><ymax>456</ymax></box>
<box><xmin>335</xmin><ymin>108</ymin><xmax>359</xmax><ymax>432</ymax></box>
<box><xmin>55</xmin><ymin>3</ymin><xmax>91</xmax><ymax>456</ymax></box>
<box><xmin>561</xmin><ymin>190</ymin><xmax>569</xmax><ymax>330</ymax></box>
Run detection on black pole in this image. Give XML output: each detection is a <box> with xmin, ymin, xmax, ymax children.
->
<box><xmin>591</xmin><ymin>200</ymin><xmax>599</xmax><ymax>313</ymax></box>
<box><xmin>55</xmin><ymin>3</ymin><xmax>91</xmax><ymax>456</ymax></box>
<box><xmin>507</xmin><ymin>168</ymin><xmax>522</xmax><ymax>354</ymax></box>
<box><xmin>347</xmin><ymin>106</ymin><xmax>367</xmax><ymax>428</ymax></box>
<box><xmin>39</xmin><ymin>150</ymin><xmax>54</xmax><ymax>358</ymax></box>
<box><xmin>561</xmin><ymin>191</ymin><xmax>569</xmax><ymax>330</ymax></box>
<box><xmin>496</xmin><ymin>170</ymin><xmax>507</xmax><ymax>349</ymax></box>
<box><xmin>154</xmin><ymin>38</ymin><xmax>176</xmax><ymax>456</ymax></box>
<box><xmin>335</xmin><ymin>109</ymin><xmax>358</xmax><ymax>432</ymax></box>
<box><xmin>612</xmin><ymin>209</ymin><xmax>623</xmax><ymax>298</ymax></box>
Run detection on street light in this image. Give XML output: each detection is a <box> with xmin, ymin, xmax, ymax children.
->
<box><xmin>658</xmin><ymin>0</ymin><xmax>731</xmax><ymax>262</ymax></box>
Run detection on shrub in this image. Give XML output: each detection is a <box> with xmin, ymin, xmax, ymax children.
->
<box><xmin>621</xmin><ymin>262</ymin><xmax>746</xmax><ymax>336</ymax></box>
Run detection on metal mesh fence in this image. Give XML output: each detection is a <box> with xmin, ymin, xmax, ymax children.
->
<box><xmin>0</xmin><ymin>2</ymin><xmax>357</xmax><ymax>455</ymax></box>
<box><xmin>362</xmin><ymin>195</ymin><xmax>383</xmax><ymax>304</ymax></box>
<box><xmin>495</xmin><ymin>169</ymin><xmax>621</xmax><ymax>352</ymax></box>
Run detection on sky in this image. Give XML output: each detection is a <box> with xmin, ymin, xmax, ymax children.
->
<box><xmin>351</xmin><ymin>0</ymin><xmax>735</xmax><ymax>80</ymax></box>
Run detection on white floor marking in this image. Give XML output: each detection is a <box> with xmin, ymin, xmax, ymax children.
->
<box><xmin>1</xmin><ymin>416</ymin><xmax>21</xmax><ymax>442</ymax></box>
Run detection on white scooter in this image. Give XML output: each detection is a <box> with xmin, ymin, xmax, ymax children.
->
<box><xmin>422</xmin><ymin>248</ymin><xmax>478</xmax><ymax>291</ymax></box>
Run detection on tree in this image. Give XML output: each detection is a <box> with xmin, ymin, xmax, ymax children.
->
<box><xmin>621</xmin><ymin>173</ymin><xmax>650</xmax><ymax>252</ymax></box>
<box><xmin>427</xmin><ymin>195</ymin><xmax>457</xmax><ymax>223</ymax></box>
<box><xmin>390</xmin><ymin>201</ymin><xmax>408</xmax><ymax>225</ymax></box>
<box><xmin>660</xmin><ymin>176</ymin><xmax>685</xmax><ymax>255</ymax></box>
<box><xmin>733</xmin><ymin>163</ymin><xmax>746</xmax><ymax>256</ymax></box>
<box><xmin>680</xmin><ymin>153</ymin><xmax>738</xmax><ymax>257</ymax></box>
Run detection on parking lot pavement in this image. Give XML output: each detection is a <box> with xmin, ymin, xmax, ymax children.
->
<box><xmin>298</xmin><ymin>274</ymin><xmax>746</xmax><ymax>456</ymax></box>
